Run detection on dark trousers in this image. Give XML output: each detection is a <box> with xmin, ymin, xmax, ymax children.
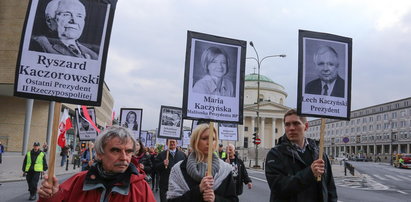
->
<box><xmin>26</xmin><ymin>171</ymin><xmax>41</xmax><ymax>195</ymax></box>
<box><xmin>160</xmin><ymin>188</ymin><xmax>167</xmax><ymax>202</ymax></box>
<box><xmin>0</xmin><ymin>153</ymin><xmax>2</xmax><ymax>164</ymax></box>
<box><xmin>61</xmin><ymin>155</ymin><xmax>68</xmax><ymax>166</ymax></box>
<box><xmin>151</xmin><ymin>172</ymin><xmax>160</xmax><ymax>190</ymax></box>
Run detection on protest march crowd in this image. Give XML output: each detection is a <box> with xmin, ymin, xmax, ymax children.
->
<box><xmin>17</xmin><ymin>109</ymin><xmax>337</xmax><ymax>202</ymax></box>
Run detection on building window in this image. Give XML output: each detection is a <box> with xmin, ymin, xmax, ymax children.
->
<box><xmin>401</xmin><ymin>110</ymin><xmax>406</xmax><ymax>117</ymax></box>
<box><xmin>244</xmin><ymin>127</ymin><xmax>248</xmax><ymax>131</ymax></box>
<box><xmin>392</xmin><ymin>112</ymin><xmax>397</xmax><ymax>119</ymax></box>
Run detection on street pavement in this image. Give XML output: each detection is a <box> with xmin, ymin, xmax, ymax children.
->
<box><xmin>0</xmin><ymin>152</ymin><xmax>361</xmax><ymax>183</ymax></box>
<box><xmin>2</xmin><ymin>156</ymin><xmax>408</xmax><ymax>202</ymax></box>
<box><xmin>0</xmin><ymin>152</ymin><xmax>81</xmax><ymax>183</ymax></box>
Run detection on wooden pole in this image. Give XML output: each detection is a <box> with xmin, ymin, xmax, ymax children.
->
<box><xmin>207</xmin><ymin>122</ymin><xmax>215</xmax><ymax>176</ymax></box>
<box><xmin>317</xmin><ymin>118</ymin><xmax>326</xmax><ymax>181</ymax></box>
<box><xmin>165</xmin><ymin>139</ymin><xmax>170</xmax><ymax>169</ymax></box>
<box><xmin>47</xmin><ymin>102</ymin><xmax>61</xmax><ymax>185</ymax></box>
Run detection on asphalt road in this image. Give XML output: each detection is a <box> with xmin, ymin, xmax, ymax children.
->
<box><xmin>239</xmin><ymin>169</ymin><xmax>270</xmax><ymax>201</ymax></box>
<box><xmin>1</xmin><ymin>165</ymin><xmax>410</xmax><ymax>202</ymax></box>
<box><xmin>336</xmin><ymin>161</ymin><xmax>411</xmax><ymax>202</ymax></box>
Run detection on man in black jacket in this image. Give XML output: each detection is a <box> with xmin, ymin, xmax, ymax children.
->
<box><xmin>226</xmin><ymin>144</ymin><xmax>252</xmax><ymax>195</ymax></box>
<box><xmin>154</xmin><ymin>139</ymin><xmax>186</xmax><ymax>202</ymax></box>
<box><xmin>265</xmin><ymin>109</ymin><xmax>337</xmax><ymax>202</ymax></box>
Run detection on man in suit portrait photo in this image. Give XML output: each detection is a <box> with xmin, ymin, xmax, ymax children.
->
<box><xmin>30</xmin><ymin>0</ymin><xmax>98</xmax><ymax>59</ymax></box>
<box><xmin>305</xmin><ymin>45</ymin><xmax>345</xmax><ymax>98</ymax></box>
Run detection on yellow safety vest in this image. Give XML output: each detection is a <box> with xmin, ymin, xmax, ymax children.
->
<box><xmin>25</xmin><ymin>151</ymin><xmax>45</xmax><ymax>172</ymax></box>
<box><xmin>220</xmin><ymin>151</ymin><xmax>227</xmax><ymax>159</ymax></box>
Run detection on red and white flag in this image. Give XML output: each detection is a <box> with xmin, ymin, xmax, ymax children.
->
<box><xmin>58</xmin><ymin>108</ymin><xmax>72</xmax><ymax>148</ymax></box>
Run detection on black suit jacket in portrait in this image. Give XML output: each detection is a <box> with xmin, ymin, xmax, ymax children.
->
<box><xmin>305</xmin><ymin>75</ymin><xmax>345</xmax><ymax>98</ymax></box>
<box><xmin>30</xmin><ymin>35</ymin><xmax>98</xmax><ymax>60</ymax></box>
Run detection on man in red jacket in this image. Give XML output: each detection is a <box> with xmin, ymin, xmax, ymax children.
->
<box><xmin>37</xmin><ymin>125</ymin><xmax>155</xmax><ymax>201</ymax></box>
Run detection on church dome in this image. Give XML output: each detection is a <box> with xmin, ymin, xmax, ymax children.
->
<box><xmin>245</xmin><ymin>73</ymin><xmax>277</xmax><ymax>84</ymax></box>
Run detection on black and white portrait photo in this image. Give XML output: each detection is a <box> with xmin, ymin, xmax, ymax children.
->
<box><xmin>14</xmin><ymin>0</ymin><xmax>118</xmax><ymax>106</ymax></box>
<box><xmin>120</xmin><ymin>108</ymin><xmax>143</xmax><ymax>140</ymax></box>
<box><xmin>192</xmin><ymin>42</ymin><xmax>238</xmax><ymax>97</ymax></box>
<box><xmin>182</xmin><ymin>31</ymin><xmax>246</xmax><ymax>124</ymax></box>
<box><xmin>297</xmin><ymin>30</ymin><xmax>352</xmax><ymax>120</ymax></box>
<box><xmin>304</xmin><ymin>42</ymin><xmax>346</xmax><ymax>98</ymax></box>
<box><xmin>158</xmin><ymin>106</ymin><xmax>183</xmax><ymax>139</ymax></box>
<box><xmin>123</xmin><ymin>111</ymin><xmax>139</xmax><ymax>131</ymax></box>
<box><xmin>78</xmin><ymin>112</ymin><xmax>90</xmax><ymax>131</ymax></box>
<box><xmin>75</xmin><ymin>107</ymin><xmax>98</xmax><ymax>140</ymax></box>
<box><xmin>29</xmin><ymin>0</ymin><xmax>106</xmax><ymax>59</ymax></box>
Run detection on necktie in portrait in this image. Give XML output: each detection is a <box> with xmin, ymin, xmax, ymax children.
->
<box><xmin>323</xmin><ymin>84</ymin><xmax>329</xmax><ymax>96</ymax></box>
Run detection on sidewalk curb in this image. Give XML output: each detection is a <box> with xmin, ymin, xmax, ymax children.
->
<box><xmin>0</xmin><ymin>171</ymin><xmax>78</xmax><ymax>183</ymax></box>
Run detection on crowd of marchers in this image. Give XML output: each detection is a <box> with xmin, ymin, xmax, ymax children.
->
<box><xmin>21</xmin><ymin>108</ymin><xmax>337</xmax><ymax>202</ymax></box>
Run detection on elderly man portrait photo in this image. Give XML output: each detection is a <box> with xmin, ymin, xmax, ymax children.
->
<box><xmin>305</xmin><ymin>45</ymin><xmax>345</xmax><ymax>98</ymax></box>
<box><xmin>29</xmin><ymin>0</ymin><xmax>99</xmax><ymax>59</ymax></box>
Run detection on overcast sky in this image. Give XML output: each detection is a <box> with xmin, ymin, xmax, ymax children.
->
<box><xmin>104</xmin><ymin>0</ymin><xmax>411</xmax><ymax>130</ymax></box>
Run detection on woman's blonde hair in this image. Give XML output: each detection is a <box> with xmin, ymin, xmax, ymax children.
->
<box><xmin>190</xmin><ymin>123</ymin><xmax>218</xmax><ymax>162</ymax></box>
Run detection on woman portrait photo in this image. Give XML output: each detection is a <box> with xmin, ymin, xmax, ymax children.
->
<box><xmin>192</xmin><ymin>46</ymin><xmax>235</xmax><ymax>97</ymax></box>
<box><xmin>123</xmin><ymin>111</ymin><xmax>138</xmax><ymax>131</ymax></box>
<box><xmin>167</xmin><ymin>124</ymin><xmax>238</xmax><ymax>201</ymax></box>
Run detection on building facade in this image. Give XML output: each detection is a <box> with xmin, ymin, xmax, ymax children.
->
<box><xmin>307</xmin><ymin>97</ymin><xmax>411</xmax><ymax>161</ymax></box>
<box><xmin>0</xmin><ymin>0</ymin><xmax>114</xmax><ymax>152</ymax></box>
<box><xmin>238</xmin><ymin>73</ymin><xmax>290</xmax><ymax>153</ymax></box>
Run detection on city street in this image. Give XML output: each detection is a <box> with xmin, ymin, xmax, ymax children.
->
<box><xmin>335</xmin><ymin>161</ymin><xmax>411</xmax><ymax>202</ymax></box>
<box><xmin>1</xmin><ymin>163</ymin><xmax>410</xmax><ymax>201</ymax></box>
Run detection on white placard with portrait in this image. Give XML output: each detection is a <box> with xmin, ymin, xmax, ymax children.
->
<box><xmin>182</xmin><ymin>31</ymin><xmax>246</xmax><ymax>124</ymax></box>
<box><xmin>158</xmin><ymin>106</ymin><xmax>183</xmax><ymax>140</ymax></box>
<box><xmin>218</xmin><ymin>123</ymin><xmax>238</xmax><ymax>141</ymax></box>
<box><xmin>14</xmin><ymin>0</ymin><xmax>118</xmax><ymax>106</ymax></box>
<box><xmin>182</xmin><ymin>130</ymin><xmax>191</xmax><ymax>148</ymax></box>
<box><xmin>297</xmin><ymin>30</ymin><xmax>352</xmax><ymax>120</ymax></box>
<box><xmin>75</xmin><ymin>107</ymin><xmax>98</xmax><ymax>141</ymax></box>
<box><xmin>119</xmin><ymin>108</ymin><xmax>143</xmax><ymax>140</ymax></box>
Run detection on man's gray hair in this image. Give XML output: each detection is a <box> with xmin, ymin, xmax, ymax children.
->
<box><xmin>313</xmin><ymin>45</ymin><xmax>339</xmax><ymax>66</ymax></box>
<box><xmin>45</xmin><ymin>0</ymin><xmax>85</xmax><ymax>19</ymax></box>
<box><xmin>94</xmin><ymin>125</ymin><xmax>137</xmax><ymax>155</ymax></box>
